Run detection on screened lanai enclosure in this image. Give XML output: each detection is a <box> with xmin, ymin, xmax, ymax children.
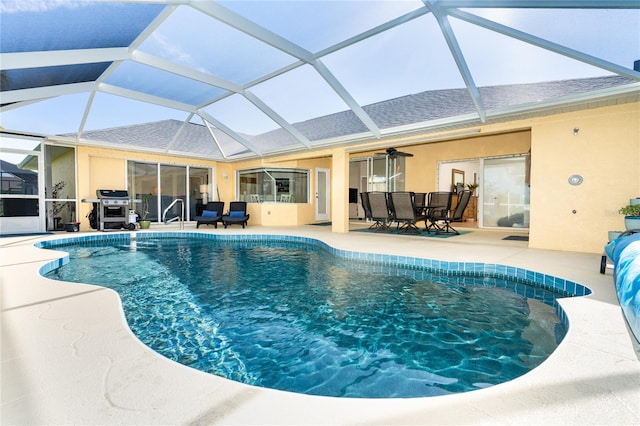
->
<box><xmin>1</xmin><ymin>1</ymin><xmax>639</xmax><ymax>233</ymax></box>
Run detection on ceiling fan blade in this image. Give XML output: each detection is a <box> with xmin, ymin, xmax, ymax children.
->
<box><xmin>373</xmin><ymin>147</ymin><xmax>413</xmax><ymax>157</ymax></box>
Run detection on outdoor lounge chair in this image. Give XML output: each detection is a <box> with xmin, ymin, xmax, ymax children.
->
<box><xmin>195</xmin><ymin>201</ymin><xmax>224</xmax><ymax>229</ymax></box>
<box><xmin>222</xmin><ymin>201</ymin><xmax>250</xmax><ymax>228</ymax></box>
<box><xmin>390</xmin><ymin>191</ymin><xmax>426</xmax><ymax>234</ymax></box>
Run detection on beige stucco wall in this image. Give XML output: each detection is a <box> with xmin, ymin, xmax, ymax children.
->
<box><xmin>527</xmin><ymin>102</ymin><xmax>640</xmax><ymax>252</ymax></box>
<box><xmin>68</xmin><ymin>100</ymin><xmax>639</xmax><ymax>253</ymax></box>
<box><xmin>402</xmin><ymin>131</ymin><xmax>531</xmax><ymax>194</ymax></box>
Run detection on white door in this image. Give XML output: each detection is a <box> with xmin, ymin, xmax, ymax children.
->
<box><xmin>315</xmin><ymin>168</ymin><xmax>330</xmax><ymax>222</ymax></box>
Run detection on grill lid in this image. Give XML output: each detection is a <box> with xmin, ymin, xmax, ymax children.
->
<box><xmin>96</xmin><ymin>189</ymin><xmax>129</xmax><ymax>198</ymax></box>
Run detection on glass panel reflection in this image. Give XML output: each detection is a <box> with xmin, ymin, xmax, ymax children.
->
<box><xmin>2</xmin><ymin>63</ymin><xmax>111</xmax><ymax>91</ymax></box>
<box><xmin>0</xmin><ymin>1</ymin><xmax>164</xmax><ymax>53</ymax></box>
<box><xmin>138</xmin><ymin>5</ymin><xmax>296</xmax><ymax>85</ymax></box>
<box><xmin>106</xmin><ymin>62</ymin><xmax>227</xmax><ymax>106</ymax></box>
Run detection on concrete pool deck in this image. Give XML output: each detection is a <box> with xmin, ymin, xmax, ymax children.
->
<box><xmin>2</xmin><ymin>224</ymin><xmax>639</xmax><ymax>425</ymax></box>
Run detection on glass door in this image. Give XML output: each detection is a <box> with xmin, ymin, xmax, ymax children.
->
<box><xmin>368</xmin><ymin>156</ymin><xmax>388</xmax><ymax>191</ymax></box>
<box><xmin>160</xmin><ymin>165</ymin><xmax>187</xmax><ymax>222</ymax></box>
<box><xmin>189</xmin><ymin>167</ymin><xmax>210</xmax><ymax>221</ymax></box>
<box><xmin>481</xmin><ymin>156</ymin><xmax>530</xmax><ymax>229</ymax></box>
<box><xmin>315</xmin><ymin>168</ymin><xmax>330</xmax><ymax>221</ymax></box>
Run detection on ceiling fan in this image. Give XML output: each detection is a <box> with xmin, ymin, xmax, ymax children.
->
<box><xmin>376</xmin><ymin>147</ymin><xmax>414</xmax><ymax>158</ymax></box>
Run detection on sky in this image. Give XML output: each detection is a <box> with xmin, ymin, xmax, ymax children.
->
<box><xmin>1</xmin><ymin>1</ymin><xmax>639</xmax><ymax>140</ymax></box>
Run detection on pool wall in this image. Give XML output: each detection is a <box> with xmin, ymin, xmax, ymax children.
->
<box><xmin>37</xmin><ymin>231</ymin><xmax>592</xmax><ymax>332</ymax></box>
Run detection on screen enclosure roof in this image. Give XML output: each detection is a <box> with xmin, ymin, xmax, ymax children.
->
<box><xmin>1</xmin><ymin>1</ymin><xmax>639</xmax><ymax>161</ymax></box>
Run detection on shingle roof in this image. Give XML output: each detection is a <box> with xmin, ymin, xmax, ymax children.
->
<box><xmin>63</xmin><ymin>75</ymin><xmax>637</xmax><ymax>160</ymax></box>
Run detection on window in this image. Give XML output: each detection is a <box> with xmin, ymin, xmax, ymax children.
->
<box><xmin>238</xmin><ymin>168</ymin><xmax>309</xmax><ymax>203</ymax></box>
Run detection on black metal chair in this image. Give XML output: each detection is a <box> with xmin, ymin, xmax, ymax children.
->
<box><xmin>434</xmin><ymin>190</ymin><xmax>472</xmax><ymax>235</ymax></box>
<box><xmin>360</xmin><ymin>192</ymin><xmax>373</xmax><ymax>226</ymax></box>
<box><xmin>390</xmin><ymin>192</ymin><xmax>426</xmax><ymax>234</ymax></box>
<box><xmin>195</xmin><ymin>201</ymin><xmax>224</xmax><ymax>229</ymax></box>
<box><xmin>368</xmin><ymin>192</ymin><xmax>393</xmax><ymax>232</ymax></box>
<box><xmin>424</xmin><ymin>191</ymin><xmax>453</xmax><ymax>233</ymax></box>
<box><xmin>414</xmin><ymin>192</ymin><xmax>426</xmax><ymax>215</ymax></box>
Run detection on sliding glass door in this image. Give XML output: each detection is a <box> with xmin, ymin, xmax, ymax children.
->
<box><xmin>482</xmin><ymin>156</ymin><xmax>530</xmax><ymax>228</ymax></box>
<box><xmin>128</xmin><ymin>161</ymin><xmax>211</xmax><ymax>222</ymax></box>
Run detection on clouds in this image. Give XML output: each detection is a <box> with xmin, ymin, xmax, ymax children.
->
<box><xmin>147</xmin><ymin>32</ymin><xmax>206</xmax><ymax>74</ymax></box>
<box><xmin>0</xmin><ymin>0</ymin><xmax>81</xmax><ymax>14</ymax></box>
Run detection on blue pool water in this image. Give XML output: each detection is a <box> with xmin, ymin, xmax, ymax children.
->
<box><xmin>43</xmin><ymin>234</ymin><xmax>573</xmax><ymax>398</ymax></box>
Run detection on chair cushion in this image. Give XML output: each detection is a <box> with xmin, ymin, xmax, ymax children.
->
<box><xmin>202</xmin><ymin>210</ymin><xmax>217</xmax><ymax>217</ymax></box>
<box><xmin>229</xmin><ymin>211</ymin><xmax>244</xmax><ymax>217</ymax></box>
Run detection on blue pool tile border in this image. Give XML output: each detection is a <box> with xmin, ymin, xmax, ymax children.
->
<box><xmin>36</xmin><ymin>231</ymin><xmax>587</xmax><ymax>332</ymax></box>
<box><xmin>36</xmin><ymin>232</ymin><xmax>591</xmax><ymax>300</ymax></box>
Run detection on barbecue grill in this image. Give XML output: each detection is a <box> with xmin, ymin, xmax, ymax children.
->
<box><xmin>83</xmin><ymin>189</ymin><xmax>137</xmax><ymax>231</ymax></box>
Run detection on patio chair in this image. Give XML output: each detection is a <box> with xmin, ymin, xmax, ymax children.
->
<box><xmin>414</xmin><ymin>192</ymin><xmax>426</xmax><ymax>215</ymax></box>
<box><xmin>432</xmin><ymin>190</ymin><xmax>472</xmax><ymax>235</ymax></box>
<box><xmin>360</xmin><ymin>192</ymin><xmax>373</xmax><ymax>226</ymax></box>
<box><xmin>222</xmin><ymin>201</ymin><xmax>250</xmax><ymax>228</ymax></box>
<box><xmin>368</xmin><ymin>192</ymin><xmax>393</xmax><ymax>232</ymax></box>
<box><xmin>195</xmin><ymin>201</ymin><xmax>224</xmax><ymax>229</ymax></box>
<box><xmin>424</xmin><ymin>191</ymin><xmax>453</xmax><ymax>233</ymax></box>
<box><xmin>390</xmin><ymin>192</ymin><xmax>426</xmax><ymax>234</ymax></box>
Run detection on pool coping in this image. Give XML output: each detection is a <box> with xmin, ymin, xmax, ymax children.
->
<box><xmin>2</xmin><ymin>227</ymin><xmax>640</xmax><ymax>424</ymax></box>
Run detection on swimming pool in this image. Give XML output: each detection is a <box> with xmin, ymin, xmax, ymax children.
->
<box><xmin>39</xmin><ymin>232</ymin><xmax>589</xmax><ymax>398</ymax></box>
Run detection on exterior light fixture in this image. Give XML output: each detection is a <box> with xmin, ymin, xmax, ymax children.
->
<box><xmin>573</xmin><ymin>127</ymin><xmax>580</xmax><ymax>135</ymax></box>
<box><xmin>568</xmin><ymin>174</ymin><xmax>583</xmax><ymax>186</ymax></box>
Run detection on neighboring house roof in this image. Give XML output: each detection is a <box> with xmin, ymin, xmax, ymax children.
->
<box><xmin>60</xmin><ymin>75</ymin><xmax>639</xmax><ymax>161</ymax></box>
<box><xmin>0</xmin><ymin>159</ymin><xmax>38</xmax><ymax>185</ymax></box>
